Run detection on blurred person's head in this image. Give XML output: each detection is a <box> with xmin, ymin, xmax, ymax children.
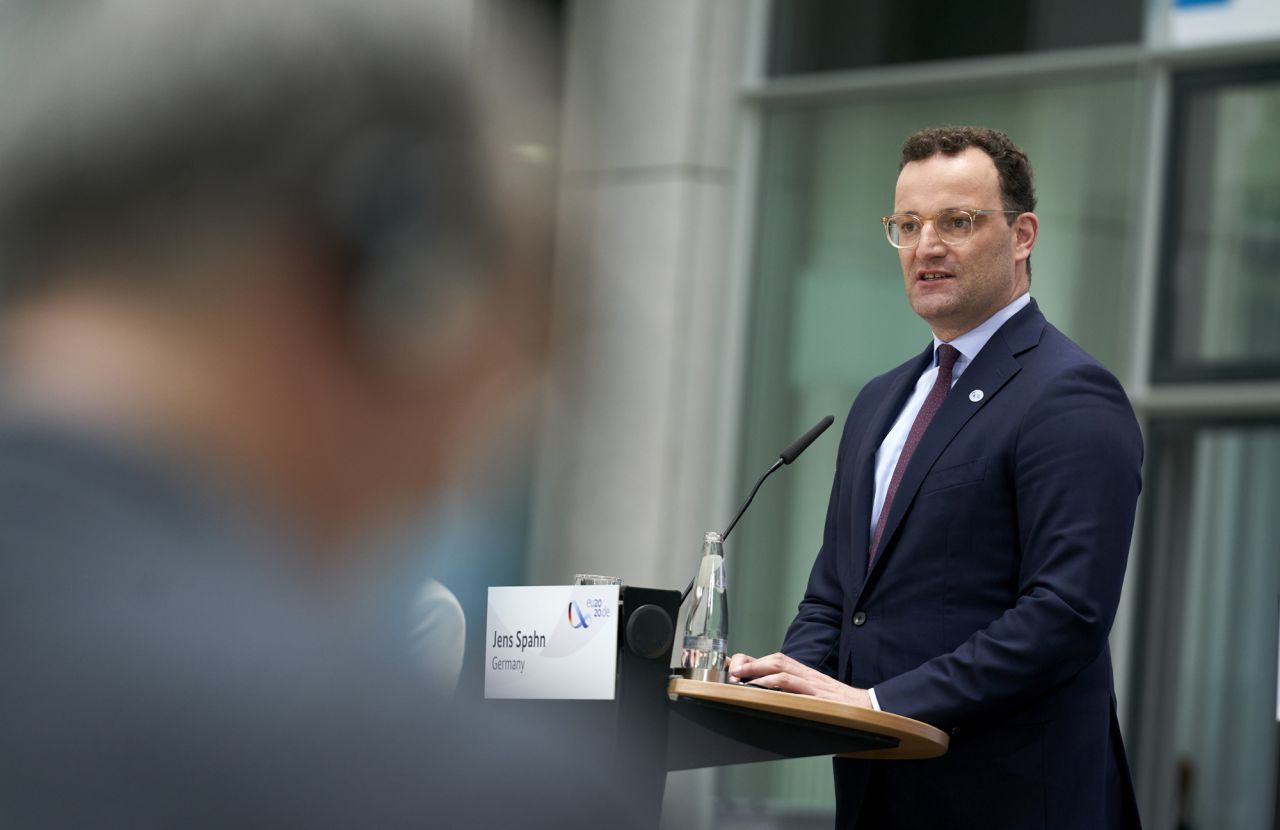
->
<box><xmin>0</xmin><ymin>0</ymin><xmax>551</xmax><ymax>554</ymax></box>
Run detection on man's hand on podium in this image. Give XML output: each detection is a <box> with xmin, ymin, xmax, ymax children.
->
<box><xmin>727</xmin><ymin>652</ymin><xmax>871</xmax><ymax>709</ymax></box>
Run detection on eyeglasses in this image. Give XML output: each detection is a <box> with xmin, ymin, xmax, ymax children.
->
<box><xmin>881</xmin><ymin>208</ymin><xmax>1020</xmax><ymax>249</ymax></box>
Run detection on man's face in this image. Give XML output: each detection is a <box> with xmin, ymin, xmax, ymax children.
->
<box><xmin>893</xmin><ymin>147</ymin><xmax>1033</xmax><ymax>340</ymax></box>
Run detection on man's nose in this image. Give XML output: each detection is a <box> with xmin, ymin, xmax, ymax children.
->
<box><xmin>916</xmin><ymin>220</ymin><xmax>947</xmax><ymax>255</ymax></box>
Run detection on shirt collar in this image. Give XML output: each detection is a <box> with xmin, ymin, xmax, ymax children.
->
<box><xmin>932</xmin><ymin>292</ymin><xmax>1031</xmax><ymax>368</ymax></box>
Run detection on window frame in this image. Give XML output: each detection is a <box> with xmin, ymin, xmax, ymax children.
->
<box><xmin>1152</xmin><ymin>62</ymin><xmax>1280</xmax><ymax>383</ymax></box>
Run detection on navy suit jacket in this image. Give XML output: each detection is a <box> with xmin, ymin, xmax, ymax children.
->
<box><xmin>782</xmin><ymin>300</ymin><xmax>1143</xmax><ymax>829</ymax></box>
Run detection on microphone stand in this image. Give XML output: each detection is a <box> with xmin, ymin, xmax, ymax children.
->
<box><xmin>679</xmin><ymin>415</ymin><xmax>834</xmax><ymax>604</ymax></box>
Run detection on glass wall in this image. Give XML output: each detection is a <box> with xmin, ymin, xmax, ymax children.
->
<box><xmin>1133</xmin><ymin>423</ymin><xmax>1280</xmax><ymax>829</ymax></box>
<box><xmin>1129</xmin><ymin>62</ymin><xmax>1280</xmax><ymax>830</ymax></box>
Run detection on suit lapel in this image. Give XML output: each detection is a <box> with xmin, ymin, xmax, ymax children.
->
<box><xmin>847</xmin><ymin>344</ymin><xmax>933</xmax><ymax>585</ymax></box>
<box><xmin>863</xmin><ymin>301</ymin><xmax>1047</xmax><ymax>586</ymax></box>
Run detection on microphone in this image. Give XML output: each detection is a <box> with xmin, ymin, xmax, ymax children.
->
<box><xmin>778</xmin><ymin>415</ymin><xmax>836</xmax><ymax>466</ymax></box>
<box><xmin>722</xmin><ymin>414</ymin><xmax>834</xmax><ymax>542</ymax></box>
<box><xmin>679</xmin><ymin>415</ymin><xmax>834</xmax><ymax>603</ymax></box>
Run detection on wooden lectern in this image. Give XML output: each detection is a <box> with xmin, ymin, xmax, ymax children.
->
<box><xmin>667</xmin><ymin>677</ymin><xmax>948</xmax><ymax>766</ymax></box>
<box><xmin>494</xmin><ymin>585</ymin><xmax>948</xmax><ymax>828</ymax></box>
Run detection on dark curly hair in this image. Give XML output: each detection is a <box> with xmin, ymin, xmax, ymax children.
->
<box><xmin>900</xmin><ymin>126</ymin><xmax>1036</xmax><ymax>277</ymax></box>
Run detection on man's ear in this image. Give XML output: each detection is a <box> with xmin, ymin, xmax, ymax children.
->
<box><xmin>1013</xmin><ymin>212</ymin><xmax>1038</xmax><ymax>262</ymax></box>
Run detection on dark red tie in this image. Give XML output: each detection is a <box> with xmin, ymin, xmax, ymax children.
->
<box><xmin>869</xmin><ymin>344</ymin><xmax>960</xmax><ymax>561</ymax></box>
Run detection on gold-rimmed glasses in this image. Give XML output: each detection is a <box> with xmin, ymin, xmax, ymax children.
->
<box><xmin>881</xmin><ymin>208</ymin><xmax>1020</xmax><ymax>249</ymax></box>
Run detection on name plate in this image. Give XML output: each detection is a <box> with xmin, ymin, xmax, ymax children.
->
<box><xmin>485</xmin><ymin>585</ymin><xmax>619</xmax><ymax>700</ymax></box>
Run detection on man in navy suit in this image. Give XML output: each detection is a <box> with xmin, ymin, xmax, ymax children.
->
<box><xmin>729</xmin><ymin>126</ymin><xmax>1143</xmax><ymax>828</ymax></box>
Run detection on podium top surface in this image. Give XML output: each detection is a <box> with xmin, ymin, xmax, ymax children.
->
<box><xmin>668</xmin><ymin>678</ymin><xmax>948</xmax><ymax>760</ymax></box>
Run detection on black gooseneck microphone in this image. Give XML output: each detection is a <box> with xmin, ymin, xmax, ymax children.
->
<box><xmin>679</xmin><ymin>415</ymin><xmax>834</xmax><ymax>604</ymax></box>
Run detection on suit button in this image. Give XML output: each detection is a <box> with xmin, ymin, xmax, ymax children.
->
<box><xmin>852</xmin><ymin>611</ymin><xmax>866</xmax><ymax>626</ymax></box>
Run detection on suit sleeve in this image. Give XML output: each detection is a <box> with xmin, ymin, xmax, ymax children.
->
<box><xmin>779</xmin><ymin>405</ymin><xmax>857</xmax><ymax>677</ymax></box>
<box><xmin>872</xmin><ymin>363</ymin><xmax>1143</xmax><ymax>727</ymax></box>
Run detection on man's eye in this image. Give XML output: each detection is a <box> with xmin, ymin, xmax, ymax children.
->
<box><xmin>947</xmin><ymin>215</ymin><xmax>972</xmax><ymax>231</ymax></box>
<box><xmin>899</xmin><ymin>221</ymin><xmax>919</xmax><ymax>234</ymax></box>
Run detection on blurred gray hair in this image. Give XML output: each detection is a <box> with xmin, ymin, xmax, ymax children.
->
<box><xmin>0</xmin><ymin>0</ymin><xmax>537</xmax><ymax>334</ymax></box>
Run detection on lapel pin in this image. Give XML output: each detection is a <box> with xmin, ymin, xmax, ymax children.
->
<box><xmin>969</xmin><ymin>389</ymin><xmax>984</xmax><ymax>402</ymax></box>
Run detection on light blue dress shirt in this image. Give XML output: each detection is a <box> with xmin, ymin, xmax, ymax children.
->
<box><xmin>865</xmin><ymin>291</ymin><xmax>1030</xmax><ymax>711</ymax></box>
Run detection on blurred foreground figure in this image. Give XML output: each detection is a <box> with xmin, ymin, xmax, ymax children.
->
<box><xmin>0</xmin><ymin>1</ymin><xmax>615</xmax><ymax>826</ymax></box>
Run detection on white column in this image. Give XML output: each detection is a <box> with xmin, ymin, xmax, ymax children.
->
<box><xmin>530</xmin><ymin>0</ymin><xmax>747</xmax><ymax>594</ymax></box>
<box><xmin>530</xmin><ymin>8</ymin><xmax>748</xmax><ymax>825</ymax></box>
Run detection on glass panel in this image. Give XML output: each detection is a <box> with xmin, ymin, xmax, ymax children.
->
<box><xmin>1158</xmin><ymin>66</ymin><xmax>1280</xmax><ymax>380</ymax></box>
<box><xmin>721</xmin><ymin>75</ymin><xmax>1143</xmax><ymax>819</ymax></box>
<box><xmin>1134</xmin><ymin>424</ymin><xmax>1280</xmax><ymax>830</ymax></box>
<box><xmin>767</xmin><ymin>0</ymin><xmax>1143</xmax><ymax>76</ymax></box>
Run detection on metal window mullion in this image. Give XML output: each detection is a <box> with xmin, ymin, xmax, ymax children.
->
<box><xmin>740</xmin><ymin>41</ymin><xmax>1280</xmax><ymax>107</ymax></box>
<box><xmin>1151</xmin><ymin>37</ymin><xmax>1280</xmax><ymax>72</ymax></box>
<box><xmin>1126</xmin><ymin>63</ymin><xmax>1172</xmax><ymax>408</ymax></box>
<box><xmin>1136</xmin><ymin>384</ymin><xmax>1280</xmax><ymax>419</ymax></box>
<box><xmin>741</xmin><ymin>44</ymin><xmax>1147</xmax><ymax>104</ymax></box>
